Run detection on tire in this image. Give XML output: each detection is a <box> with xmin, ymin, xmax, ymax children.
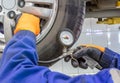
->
<box><xmin>37</xmin><ymin>0</ymin><xmax>86</xmax><ymax>66</ymax></box>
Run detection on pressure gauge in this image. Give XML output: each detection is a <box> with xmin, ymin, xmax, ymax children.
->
<box><xmin>58</xmin><ymin>28</ymin><xmax>75</xmax><ymax>47</ymax></box>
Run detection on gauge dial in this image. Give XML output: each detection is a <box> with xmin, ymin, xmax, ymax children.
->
<box><xmin>59</xmin><ymin>30</ymin><xmax>74</xmax><ymax>47</ymax></box>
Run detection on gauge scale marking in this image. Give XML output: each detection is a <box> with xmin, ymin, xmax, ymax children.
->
<box><xmin>59</xmin><ymin>30</ymin><xmax>74</xmax><ymax>47</ymax></box>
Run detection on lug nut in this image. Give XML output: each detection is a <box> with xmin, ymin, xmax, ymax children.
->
<box><xmin>18</xmin><ymin>0</ymin><xmax>25</xmax><ymax>8</ymax></box>
<box><xmin>7</xmin><ymin>11</ymin><xmax>16</xmax><ymax>19</ymax></box>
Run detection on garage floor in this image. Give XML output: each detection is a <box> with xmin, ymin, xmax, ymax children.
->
<box><xmin>50</xmin><ymin>18</ymin><xmax>120</xmax><ymax>76</ymax></box>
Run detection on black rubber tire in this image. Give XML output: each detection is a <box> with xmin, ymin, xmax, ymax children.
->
<box><xmin>37</xmin><ymin>0</ymin><xmax>86</xmax><ymax>66</ymax></box>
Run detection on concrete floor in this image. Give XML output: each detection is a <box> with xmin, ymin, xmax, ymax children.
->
<box><xmin>50</xmin><ymin>18</ymin><xmax>120</xmax><ymax>76</ymax></box>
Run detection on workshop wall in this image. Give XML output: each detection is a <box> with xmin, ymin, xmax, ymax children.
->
<box><xmin>50</xmin><ymin>18</ymin><xmax>120</xmax><ymax>76</ymax></box>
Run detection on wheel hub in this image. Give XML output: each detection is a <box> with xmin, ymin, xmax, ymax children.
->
<box><xmin>2</xmin><ymin>0</ymin><xmax>16</xmax><ymax>10</ymax></box>
<box><xmin>0</xmin><ymin>0</ymin><xmax>58</xmax><ymax>53</ymax></box>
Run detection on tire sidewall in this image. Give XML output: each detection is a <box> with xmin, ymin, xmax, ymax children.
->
<box><xmin>37</xmin><ymin>0</ymin><xmax>85</xmax><ymax>66</ymax></box>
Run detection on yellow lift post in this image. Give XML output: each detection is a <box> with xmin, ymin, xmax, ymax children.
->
<box><xmin>97</xmin><ymin>18</ymin><xmax>120</xmax><ymax>25</ymax></box>
<box><xmin>97</xmin><ymin>0</ymin><xmax>120</xmax><ymax>25</ymax></box>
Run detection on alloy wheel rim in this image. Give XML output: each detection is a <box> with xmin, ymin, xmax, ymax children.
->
<box><xmin>0</xmin><ymin>0</ymin><xmax>58</xmax><ymax>52</ymax></box>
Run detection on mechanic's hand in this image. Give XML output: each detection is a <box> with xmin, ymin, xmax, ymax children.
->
<box><xmin>14</xmin><ymin>13</ymin><xmax>40</xmax><ymax>35</ymax></box>
<box><xmin>73</xmin><ymin>44</ymin><xmax>108</xmax><ymax>69</ymax></box>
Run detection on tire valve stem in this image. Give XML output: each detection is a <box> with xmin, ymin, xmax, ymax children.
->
<box><xmin>63</xmin><ymin>46</ymin><xmax>68</xmax><ymax>53</ymax></box>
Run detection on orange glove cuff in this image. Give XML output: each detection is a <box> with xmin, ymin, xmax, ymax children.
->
<box><xmin>14</xmin><ymin>13</ymin><xmax>40</xmax><ymax>36</ymax></box>
<box><xmin>81</xmin><ymin>44</ymin><xmax>105</xmax><ymax>52</ymax></box>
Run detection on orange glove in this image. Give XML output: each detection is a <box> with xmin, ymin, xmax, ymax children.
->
<box><xmin>14</xmin><ymin>13</ymin><xmax>40</xmax><ymax>36</ymax></box>
<box><xmin>81</xmin><ymin>44</ymin><xmax>105</xmax><ymax>52</ymax></box>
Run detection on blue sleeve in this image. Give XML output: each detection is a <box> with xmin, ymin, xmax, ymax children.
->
<box><xmin>99</xmin><ymin>48</ymin><xmax>120</xmax><ymax>69</ymax></box>
<box><xmin>0</xmin><ymin>31</ymin><xmax>114</xmax><ymax>83</ymax></box>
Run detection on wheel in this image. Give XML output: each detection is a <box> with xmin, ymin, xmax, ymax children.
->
<box><xmin>0</xmin><ymin>0</ymin><xmax>86</xmax><ymax>66</ymax></box>
<box><xmin>38</xmin><ymin>0</ymin><xmax>86</xmax><ymax>66</ymax></box>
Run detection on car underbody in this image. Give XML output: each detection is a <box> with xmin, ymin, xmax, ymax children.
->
<box><xmin>86</xmin><ymin>0</ymin><xmax>120</xmax><ymax>18</ymax></box>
